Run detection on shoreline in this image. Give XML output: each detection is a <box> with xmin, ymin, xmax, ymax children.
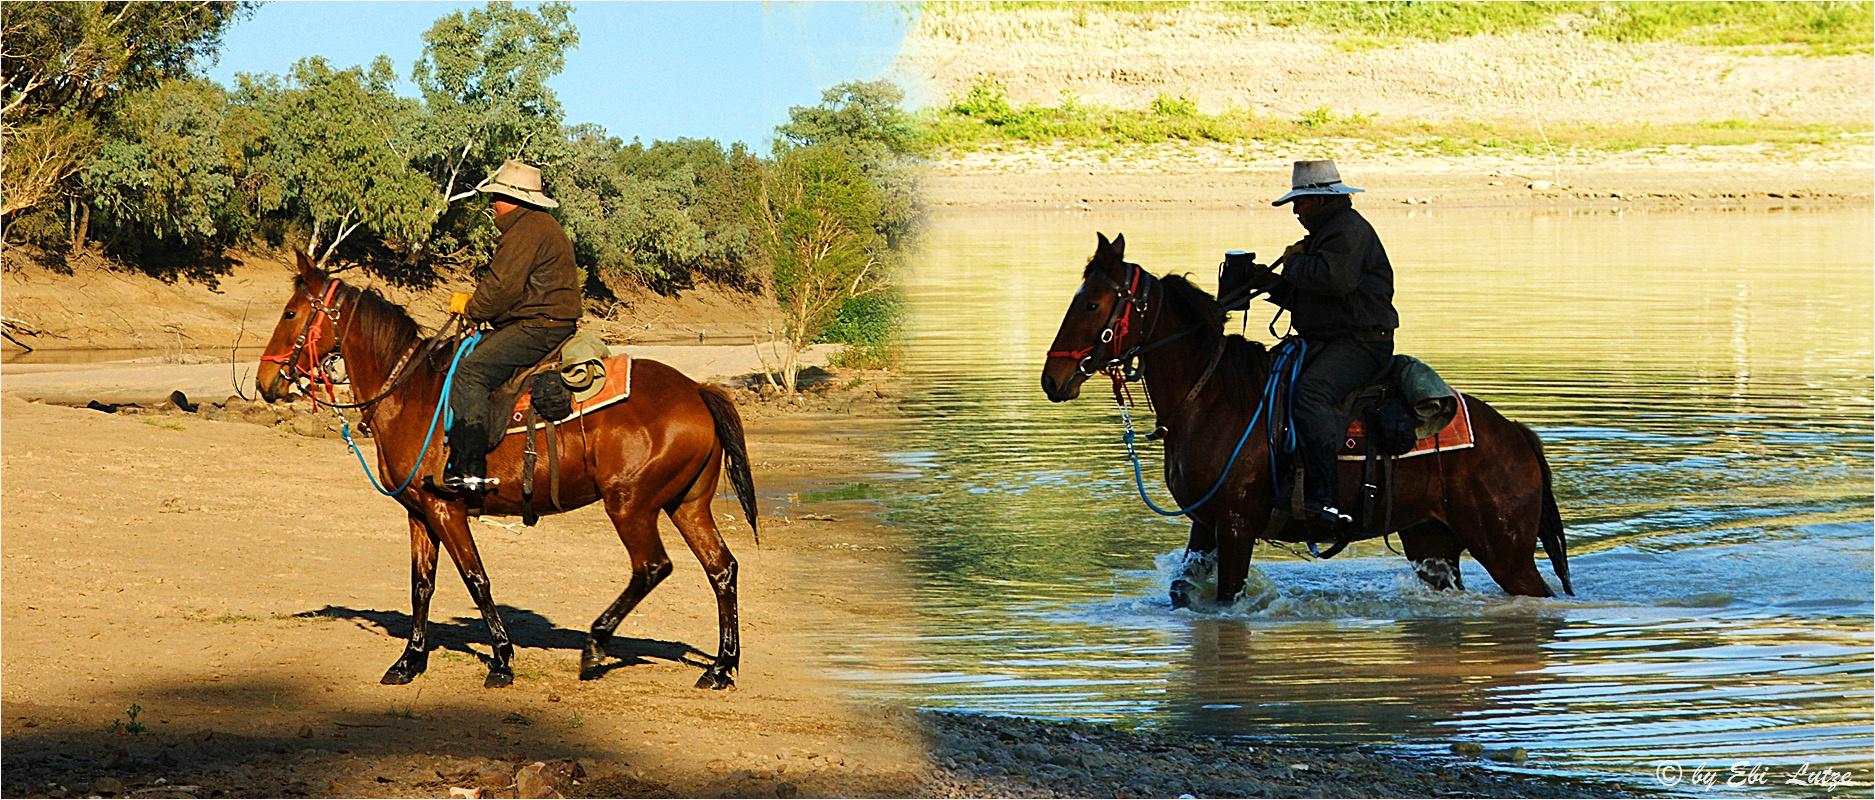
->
<box><xmin>919</xmin><ymin>140</ymin><xmax>1875</xmax><ymax>211</ymax></box>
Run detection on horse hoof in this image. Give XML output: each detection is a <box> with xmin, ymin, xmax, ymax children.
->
<box><xmin>694</xmin><ymin>670</ymin><xmax>734</xmax><ymax>690</ymax></box>
<box><xmin>578</xmin><ymin>665</ymin><xmax>603</xmax><ymax>682</ymax></box>
<box><xmin>380</xmin><ymin>668</ymin><xmax>417</xmax><ymax>686</ymax></box>
<box><xmin>1169</xmin><ymin>580</ymin><xmax>1193</xmax><ymax>609</ymax></box>
<box><xmin>484</xmin><ymin>670</ymin><xmax>514</xmax><ymax>689</ymax></box>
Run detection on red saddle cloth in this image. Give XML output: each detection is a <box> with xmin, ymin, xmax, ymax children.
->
<box><xmin>1337</xmin><ymin>393</ymin><xmax>1474</xmax><ymax>461</ymax></box>
<box><xmin>504</xmin><ymin>354</ymin><xmax>633</xmax><ymax>434</ymax></box>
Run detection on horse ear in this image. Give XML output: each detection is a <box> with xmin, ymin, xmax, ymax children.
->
<box><xmin>294</xmin><ymin>249</ymin><xmax>322</xmax><ymax>283</ymax></box>
<box><xmin>1112</xmin><ymin>233</ymin><xmax>1126</xmax><ymax>259</ymax></box>
<box><xmin>1095</xmin><ymin>232</ymin><xmax>1112</xmax><ymax>256</ymax></box>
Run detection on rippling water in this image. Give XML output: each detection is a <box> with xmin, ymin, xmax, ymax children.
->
<box><xmin>822</xmin><ymin>207</ymin><xmax>1873</xmax><ymax>794</ymax></box>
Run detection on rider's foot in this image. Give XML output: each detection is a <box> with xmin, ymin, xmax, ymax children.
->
<box><xmin>1303</xmin><ymin>502</ymin><xmax>1352</xmax><ymax>530</ymax></box>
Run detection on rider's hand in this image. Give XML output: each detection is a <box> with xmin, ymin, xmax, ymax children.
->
<box><xmin>1282</xmin><ymin>241</ymin><xmax>1306</xmax><ymax>260</ymax></box>
<box><xmin>448</xmin><ymin>292</ymin><xmax>471</xmax><ymax>316</ymax></box>
<box><xmin>1248</xmin><ymin>266</ymin><xmax>1280</xmax><ymax>290</ymax></box>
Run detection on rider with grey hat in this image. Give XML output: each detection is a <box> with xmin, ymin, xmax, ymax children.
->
<box><xmin>442</xmin><ymin>159</ymin><xmax>583</xmax><ymax>493</ymax></box>
<box><xmin>1246</xmin><ymin>160</ymin><xmax>1398</xmax><ymax>529</ymax></box>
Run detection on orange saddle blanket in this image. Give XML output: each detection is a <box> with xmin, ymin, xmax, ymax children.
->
<box><xmin>503</xmin><ymin>354</ymin><xmax>633</xmax><ymax>434</ymax></box>
<box><xmin>1338</xmin><ymin>393</ymin><xmax>1475</xmax><ymax>461</ymax></box>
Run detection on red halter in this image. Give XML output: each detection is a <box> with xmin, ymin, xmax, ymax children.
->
<box><xmin>261</xmin><ymin>277</ymin><xmax>346</xmax><ymax>404</ymax></box>
<box><xmin>1046</xmin><ymin>262</ymin><xmax>1151</xmax><ymax>378</ymax></box>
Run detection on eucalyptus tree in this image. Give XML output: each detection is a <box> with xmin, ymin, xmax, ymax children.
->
<box><xmin>404</xmin><ymin>1</ymin><xmax>578</xmax><ymax>269</ymax></box>
<box><xmin>255</xmin><ymin>57</ymin><xmax>432</xmax><ymax>268</ymax></box>
<box><xmin>1</xmin><ymin>1</ymin><xmax>253</xmax><ymax>220</ymax></box>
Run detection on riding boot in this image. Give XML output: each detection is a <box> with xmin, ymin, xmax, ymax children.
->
<box><xmin>443</xmin><ymin>421</ymin><xmax>489</xmax><ymax>492</ymax></box>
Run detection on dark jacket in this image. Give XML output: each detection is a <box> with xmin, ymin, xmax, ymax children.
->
<box><xmin>1264</xmin><ymin>200</ymin><xmax>1398</xmax><ymax>341</ymax></box>
<box><xmin>466</xmin><ymin>206</ymin><xmax>582</xmax><ymax>328</ymax></box>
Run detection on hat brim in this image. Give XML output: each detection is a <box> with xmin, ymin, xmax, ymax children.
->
<box><xmin>1273</xmin><ymin>184</ymin><xmax>1362</xmax><ymax>206</ymax></box>
<box><xmin>479</xmin><ymin>183</ymin><xmax>560</xmax><ymax>209</ymax></box>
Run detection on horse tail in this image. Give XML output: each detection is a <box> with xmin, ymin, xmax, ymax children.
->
<box><xmin>699</xmin><ymin>384</ymin><xmax>759</xmax><ymax>544</ymax></box>
<box><xmin>1516</xmin><ymin>421</ymin><xmax>1572</xmax><ymax>596</ymax></box>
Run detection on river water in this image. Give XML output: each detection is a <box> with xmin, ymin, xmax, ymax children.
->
<box><xmin>823</xmin><ymin>207</ymin><xmax>1873</xmax><ymax>794</ymax></box>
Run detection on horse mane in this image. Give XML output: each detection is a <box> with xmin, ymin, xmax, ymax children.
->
<box><xmin>1155</xmin><ymin>272</ymin><xmax>1268</xmax><ymax>406</ymax></box>
<box><xmin>295</xmin><ymin>272</ymin><xmax>422</xmax><ymax>368</ymax></box>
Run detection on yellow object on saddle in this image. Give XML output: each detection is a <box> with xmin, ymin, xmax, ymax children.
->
<box><xmin>556</xmin><ymin>331</ymin><xmax>610</xmax><ymax>403</ymax></box>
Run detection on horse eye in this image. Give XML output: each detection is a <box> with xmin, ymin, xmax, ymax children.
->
<box><xmin>1084</xmin><ymin>302</ymin><xmax>1099</xmax><ymax>311</ymax></box>
<box><xmin>284</xmin><ymin>310</ymin><xmax>297</xmax><ymax>319</ymax></box>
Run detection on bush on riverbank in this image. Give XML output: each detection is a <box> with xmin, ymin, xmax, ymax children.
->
<box><xmin>918</xmin><ymin>75</ymin><xmax>1853</xmax><ymax>155</ymax></box>
<box><xmin>923</xmin><ymin>2</ymin><xmax>1874</xmax><ymax>55</ymax></box>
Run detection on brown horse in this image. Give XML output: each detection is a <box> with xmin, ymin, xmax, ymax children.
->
<box><xmin>258</xmin><ymin>251</ymin><xmax>755</xmax><ymax>689</ymax></box>
<box><xmin>1041</xmin><ymin>234</ymin><xmax>1570</xmax><ymax>605</ymax></box>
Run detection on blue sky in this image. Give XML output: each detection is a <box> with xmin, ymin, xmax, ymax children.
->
<box><xmin>206</xmin><ymin>2</ymin><xmax>915</xmax><ymax>150</ymax></box>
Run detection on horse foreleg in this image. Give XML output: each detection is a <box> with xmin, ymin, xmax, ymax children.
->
<box><xmin>670</xmin><ymin>486</ymin><xmax>739</xmax><ymax>690</ymax></box>
<box><xmin>431</xmin><ymin>503</ymin><xmax>516</xmax><ymax>688</ymax></box>
<box><xmin>382</xmin><ymin>513</ymin><xmax>440</xmax><ymax>685</ymax></box>
<box><xmin>1171</xmin><ymin>518</ymin><xmax>1217</xmax><ymax>609</ymax></box>
<box><xmin>1397</xmin><ymin>522</ymin><xmax>1465</xmax><ymax>592</ymax></box>
<box><xmin>1214</xmin><ymin>513</ymin><xmax>1253</xmax><ymax>605</ymax></box>
<box><xmin>583</xmin><ymin>493</ymin><xmax>672</xmax><ymax>681</ymax></box>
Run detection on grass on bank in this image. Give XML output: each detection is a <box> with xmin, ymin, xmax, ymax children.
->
<box><xmin>921</xmin><ymin>2</ymin><xmax>1875</xmax><ymax>55</ymax></box>
<box><xmin>916</xmin><ymin>77</ymin><xmax>1862</xmax><ymax>156</ymax></box>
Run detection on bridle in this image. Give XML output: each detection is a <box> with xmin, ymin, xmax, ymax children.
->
<box><xmin>1046</xmin><ymin>261</ymin><xmax>1208</xmax><ymax>397</ymax></box>
<box><xmin>261</xmin><ymin>277</ymin><xmax>350</xmax><ymax>403</ymax></box>
<box><xmin>260</xmin><ymin>276</ymin><xmax>439</xmax><ymax>411</ymax></box>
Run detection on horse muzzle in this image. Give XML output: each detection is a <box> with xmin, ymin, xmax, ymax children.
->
<box><xmin>1040</xmin><ymin>361</ymin><xmax>1086</xmax><ymax>403</ymax></box>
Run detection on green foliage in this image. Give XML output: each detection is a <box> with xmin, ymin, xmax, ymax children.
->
<box><xmin>918</xmin><ymin>72</ymin><xmax>1851</xmax><ymax>154</ymax></box>
<box><xmin>0</xmin><ymin>1</ymin><xmax>254</xmax><ymax>218</ymax></box>
<box><xmin>107</xmin><ymin>703</ymin><xmax>146</xmax><ymax>735</ymax></box>
<box><xmin>951</xmin><ymin>76</ymin><xmax>1016</xmax><ymax>124</ymax></box>
<box><xmin>406</xmin><ymin>1</ymin><xmax>580</xmax><ymax>268</ymax></box>
<box><xmin>924</xmin><ymin>2</ymin><xmax>1874</xmax><ymax>53</ymax></box>
<box><xmin>85</xmin><ymin>79</ymin><xmax>240</xmax><ymax>244</ymax></box>
<box><xmin>821</xmin><ymin>292</ymin><xmax>903</xmax><ymax>369</ymax></box>
<box><xmin>1148</xmin><ymin>94</ymin><xmax>1198</xmax><ymax>118</ymax></box>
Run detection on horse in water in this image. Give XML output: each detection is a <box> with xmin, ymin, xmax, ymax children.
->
<box><xmin>258</xmin><ymin>251</ymin><xmax>755</xmax><ymax>689</ymax></box>
<box><xmin>1040</xmin><ymin>234</ymin><xmax>1570</xmax><ymax>604</ymax></box>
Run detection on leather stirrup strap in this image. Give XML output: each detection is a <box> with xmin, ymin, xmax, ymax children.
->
<box><xmin>546</xmin><ymin>418</ymin><xmax>562</xmax><ymax>511</ymax></box>
<box><xmin>522</xmin><ymin>408</ymin><xmax>539</xmax><ymax>526</ymax></box>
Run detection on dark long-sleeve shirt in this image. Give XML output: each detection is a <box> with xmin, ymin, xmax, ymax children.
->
<box><xmin>466</xmin><ymin>206</ymin><xmax>582</xmax><ymax>328</ymax></box>
<box><xmin>1264</xmin><ymin>203</ymin><xmax>1398</xmax><ymax>340</ymax></box>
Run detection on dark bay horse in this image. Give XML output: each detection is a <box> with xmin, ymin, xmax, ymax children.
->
<box><xmin>258</xmin><ymin>251</ymin><xmax>756</xmax><ymax>689</ymax></box>
<box><xmin>1041</xmin><ymin>234</ymin><xmax>1571</xmax><ymax>604</ymax></box>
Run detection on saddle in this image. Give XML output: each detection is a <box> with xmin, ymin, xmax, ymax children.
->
<box><xmin>483</xmin><ymin>330</ymin><xmax>613</xmax><ymax>450</ymax></box>
<box><xmin>1264</xmin><ymin>352</ymin><xmax>1468</xmax><ymax>555</ymax></box>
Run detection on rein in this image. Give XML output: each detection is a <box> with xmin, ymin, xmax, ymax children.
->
<box><xmin>261</xmin><ymin>275</ymin><xmax>482</xmax><ymax>496</ymax></box>
<box><xmin>1053</xmin><ymin>262</ymin><xmax>1255</xmax><ymax>518</ymax></box>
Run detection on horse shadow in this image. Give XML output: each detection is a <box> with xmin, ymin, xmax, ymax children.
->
<box><xmin>296</xmin><ymin>605</ymin><xmax>711</xmax><ymax>676</ymax></box>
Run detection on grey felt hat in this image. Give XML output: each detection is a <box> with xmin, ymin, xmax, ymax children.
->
<box><xmin>478</xmin><ymin>160</ymin><xmax>560</xmax><ymax>209</ymax></box>
<box><xmin>1272</xmin><ymin>159</ymin><xmax>1364</xmax><ymax>206</ymax></box>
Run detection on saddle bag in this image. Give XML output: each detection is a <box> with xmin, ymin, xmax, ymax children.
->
<box><xmin>1369</xmin><ymin>395</ymin><xmax>1419</xmax><ymax>457</ymax></box>
<box><xmin>529</xmin><ymin>371</ymin><xmax>575</xmax><ymax>422</ymax></box>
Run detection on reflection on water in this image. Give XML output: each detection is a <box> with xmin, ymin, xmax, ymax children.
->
<box><xmin>825</xmin><ymin>207</ymin><xmax>1874</xmax><ymax>793</ymax></box>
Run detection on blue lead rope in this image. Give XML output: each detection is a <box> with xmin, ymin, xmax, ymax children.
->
<box><xmin>339</xmin><ymin>331</ymin><xmax>482</xmax><ymax>496</ymax></box>
<box><xmin>1120</xmin><ymin>337</ymin><xmax>1306</xmax><ymax>518</ymax></box>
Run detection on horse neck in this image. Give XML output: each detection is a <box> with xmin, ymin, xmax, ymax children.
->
<box><xmin>336</xmin><ymin>290</ymin><xmax>422</xmax><ymax>408</ymax></box>
<box><xmin>1135</xmin><ymin>301</ymin><xmax>1211</xmax><ymax>424</ymax></box>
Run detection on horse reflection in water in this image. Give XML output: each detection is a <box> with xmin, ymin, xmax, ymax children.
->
<box><xmin>1166</xmin><ymin>614</ymin><xmax>1565</xmax><ymax>742</ymax></box>
<box><xmin>1041</xmin><ymin>234</ymin><xmax>1572</xmax><ymax>605</ymax></box>
<box><xmin>257</xmin><ymin>252</ymin><xmax>755</xmax><ymax>690</ymax></box>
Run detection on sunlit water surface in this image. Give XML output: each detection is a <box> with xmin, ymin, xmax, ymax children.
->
<box><xmin>818</xmin><ymin>207</ymin><xmax>1873</xmax><ymax>795</ymax></box>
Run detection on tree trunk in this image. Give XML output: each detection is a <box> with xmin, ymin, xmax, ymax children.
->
<box><xmin>75</xmin><ymin>200</ymin><xmax>90</xmax><ymax>248</ymax></box>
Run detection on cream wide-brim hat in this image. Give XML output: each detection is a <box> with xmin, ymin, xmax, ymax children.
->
<box><xmin>1272</xmin><ymin>159</ymin><xmax>1364</xmax><ymax>206</ymax></box>
<box><xmin>478</xmin><ymin>159</ymin><xmax>560</xmax><ymax>209</ymax></box>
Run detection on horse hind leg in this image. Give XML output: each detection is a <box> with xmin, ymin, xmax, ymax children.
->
<box><xmin>581</xmin><ymin>492</ymin><xmax>672</xmax><ymax>681</ymax></box>
<box><xmin>668</xmin><ymin>470</ymin><xmax>739</xmax><ymax>690</ymax></box>
<box><xmin>383</xmin><ymin>513</ymin><xmax>441</xmax><ymax>685</ymax></box>
<box><xmin>1397</xmin><ymin>521</ymin><xmax>1464</xmax><ymax>592</ymax></box>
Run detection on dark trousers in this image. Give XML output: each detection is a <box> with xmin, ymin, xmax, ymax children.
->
<box><xmin>1291</xmin><ymin>336</ymin><xmax>1392</xmax><ymax>508</ymax></box>
<box><xmin>447</xmin><ymin>323</ymin><xmax>576</xmax><ymax>458</ymax></box>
